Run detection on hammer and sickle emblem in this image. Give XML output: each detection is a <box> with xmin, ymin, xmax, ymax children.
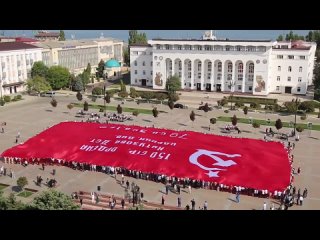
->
<box><xmin>189</xmin><ymin>149</ymin><xmax>241</xmax><ymax>177</ymax></box>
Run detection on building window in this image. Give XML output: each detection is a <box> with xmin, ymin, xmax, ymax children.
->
<box><xmin>198</xmin><ymin>72</ymin><xmax>201</xmax><ymax>79</ymax></box>
<box><xmin>134</xmin><ymin>61</ymin><xmax>137</xmax><ymax>66</ymax></box>
<box><xmin>300</xmin><ymin>56</ymin><xmax>306</xmax><ymax>60</ymax></box>
<box><xmin>248</xmin><ymin>63</ymin><xmax>254</xmax><ymax>73</ymax></box>
<box><xmin>143</xmin><ymin>70</ymin><xmax>146</xmax><ymax>75</ymax></box>
<box><xmin>142</xmin><ymin>61</ymin><xmax>145</xmax><ymax>66</ymax></box>
<box><xmin>208</xmin><ymin>62</ymin><xmax>212</xmax><ymax>71</ymax></box>
<box><xmin>179</xmin><ymin>61</ymin><xmax>182</xmax><ymax>70</ymax></box>
<box><xmin>205</xmin><ymin>46</ymin><xmax>211</xmax><ymax>51</ymax></box>
<box><xmin>297</xmin><ymin>87</ymin><xmax>301</xmax><ymax>92</ymax></box>
<box><xmin>299</xmin><ymin>66</ymin><xmax>302</xmax><ymax>72</ymax></box>
<box><xmin>277</xmin><ymin>76</ymin><xmax>280</xmax><ymax>81</ymax></box>
<box><xmin>288</xmin><ymin>77</ymin><xmax>291</xmax><ymax>82</ymax></box>
<box><xmin>288</xmin><ymin>55</ymin><xmax>294</xmax><ymax>59</ymax></box>
<box><xmin>177</xmin><ymin>45</ymin><xmax>182</xmax><ymax>50</ymax></box>
<box><xmin>298</xmin><ymin>77</ymin><xmax>302</xmax><ymax>82</ymax></box>
<box><xmin>238</xmin><ymin>63</ymin><xmax>243</xmax><ymax>73</ymax></box>
<box><xmin>277</xmin><ymin>55</ymin><xmax>283</xmax><ymax>59</ymax></box>
<box><xmin>217</xmin><ymin>74</ymin><xmax>221</xmax><ymax>80</ymax></box>
<box><xmin>198</xmin><ymin>62</ymin><xmax>201</xmax><ymax>71</ymax></box>
<box><xmin>188</xmin><ymin>61</ymin><xmax>191</xmax><ymax>71</ymax></box>
<box><xmin>248</xmin><ymin>75</ymin><xmax>254</xmax><ymax>81</ymax></box>
<box><xmin>226</xmin><ymin>46</ymin><xmax>230</xmax><ymax>51</ymax></box>
<box><xmin>278</xmin><ymin>66</ymin><xmax>281</xmax><ymax>71</ymax></box>
<box><xmin>217</xmin><ymin>62</ymin><xmax>222</xmax><ymax>72</ymax></box>
<box><xmin>134</xmin><ymin>70</ymin><xmax>137</xmax><ymax>74</ymax></box>
<box><xmin>135</xmin><ymin>79</ymin><xmax>137</xmax><ymax>83</ymax></box>
<box><xmin>288</xmin><ymin>66</ymin><xmax>292</xmax><ymax>72</ymax></box>
<box><xmin>207</xmin><ymin>73</ymin><xmax>211</xmax><ymax>79</ymax></box>
<box><xmin>188</xmin><ymin>72</ymin><xmax>191</xmax><ymax>78</ymax></box>
<box><xmin>238</xmin><ymin>74</ymin><xmax>243</xmax><ymax>81</ymax></box>
<box><xmin>151</xmin><ymin>61</ymin><xmax>153</xmax><ymax>66</ymax></box>
<box><xmin>276</xmin><ymin>86</ymin><xmax>280</xmax><ymax>91</ymax></box>
<box><xmin>238</xmin><ymin>85</ymin><xmax>242</xmax><ymax>91</ymax></box>
<box><xmin>227</xmin><ymin>74</ymin><xmax>232</xmax><ymax>80</ymax></box>
<box><xmin>236</xmin><ymin>46</ymin><xmax>241</xmax><ymax>51</ymax></box>
<box><xmin>249</xmin><ymin>86</ymin><xmax>252</xmax><ymax>91</ymax></box>
<box><xmin>156</xmin><ymin>45</ymin><xmax>161</xmax><ymax>50</ymax></box>
<box><xmin>165</xmin><ymin>45</ymin><xmax>170</xmax><ymax>50</ymax></box>
<box><xmin>227</xmin><ymin>62</ymin><xmax>232</xmax><ymax>73</ymax></box>
<box><xmin>151</xmin><ymin>71</ymin><xmax>153</xmax><ymax>75</ymax></box>
<box><xmin>197</xmin><ymin>46</ymin><xmax>202</xmax><ymax>51</ymax></box>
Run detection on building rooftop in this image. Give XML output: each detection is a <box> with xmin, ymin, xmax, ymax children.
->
<box><xmin>151</xmin><ymin>38</ymin><xmax>272</xmax><ymax>43</ymax></box>
<box><xmin>130</xmin><ymin>43</ymin><xmax>152</xmax><ymax>47</ymax></box>
<box><xmin>32</xmin><ymin>40</ymin><xmax>98</xmax><ymax>49</ymax></box>
<box><xmin>34</xmin><ymin>32</ymin><xmax>60</xmax><ymax>37</ymax></box>
<box><xmin>105</xmin><ymin>59</ymin><xmax>121</xmax><ymax>68</ymax></box>
<box><xmin>15</xmin><ymin>37</ymin><xmax>38</xmax><ymax>43</ymax></box>
<box><xmin>0</xmin><ymin>42</ymin><xmax>40</xmax><ymax>51</ymax></box>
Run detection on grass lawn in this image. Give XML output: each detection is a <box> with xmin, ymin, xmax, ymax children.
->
<box><xmin>0</xmin><ymin>184</ymin><xmax>9</xmax><ymax>191</ymax></box>
<box><xmin>72</xmin><ymin>103</ymin><xmax>167</xmax><ymax>115</ymax></box>
<box><xmin>217</xmin><ymin>116</ymin><xmax>320</xmax><ymax>131</ymax></box>
<box><xmin>17</xmin><ymin>191</ymin><xmax>33</xmax><ymax>198</ymax></box>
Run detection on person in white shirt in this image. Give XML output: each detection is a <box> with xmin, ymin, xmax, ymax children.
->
<box><xmin>263</xmin><ymin>202</ymin><xmax>267</xmax><ymax>210</ymax></box>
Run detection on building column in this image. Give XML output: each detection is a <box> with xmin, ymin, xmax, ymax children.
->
<box><xmin>171</xmin><ymin>59</ymin><xmax>175</xmax><ymax>78</ymax></box>
<box><xmin>201</xmin><ymin>60</ymin><xmax>205</xmax><ymax>90</ymax></box>
<box><xmin>190</xmin><ymin>60</ymin><xmax>194</xmax><ymax>90</ymax></box>
<box><xmin>242</xmin><ymin>62</ymin><xmax>246</xmax><ymax>93</ymax></box>
<box><xmin>221</xmin><ymin>61</ymin><xmax>225</xmax><ymax>91</ymax></box>
<box><xmin>181</xmin><ymin>60</ymin><xmax>185</xmax><ymax>90</ymax></box>
<box><xmin>210</xmin><ymin>60</ymin><xmax>214</xmax><ymax>91</ymax></box>
<box><xmin>232</xmin><ymin>62</ymin><xmax>236</xmax><ymax>93</ymax></box>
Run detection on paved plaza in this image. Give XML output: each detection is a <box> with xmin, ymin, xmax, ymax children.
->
<box><xmin>0</xmin><ymin>92</ymin><xmax>320</xmax><ymax>210</ymax></box>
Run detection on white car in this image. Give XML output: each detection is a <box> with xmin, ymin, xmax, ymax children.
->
<box><xmin>41</xmin><ymin>91</ymin><xmax>56</xmax><ymax>97</ymax></box>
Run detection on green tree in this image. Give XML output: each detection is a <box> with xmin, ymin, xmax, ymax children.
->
<box><xmin>76</xmin><ymin>91</ymin><xmax>83</xmax><ymax>101</ymax></box>
<box><xmin>69</xmin><ymin>73</ymin><xmax>76</xmax><ymax>90</ymax></box>
<box><xmin>168</xmin><ymin>92</ymin><xmax>179</xmax><ymax>102</ymax></box>
<box><xmin>231</xmin><ymin>115</ymin><xmax>238</xmax><ymax>126</ymax></box>
<box><xmin>128</xmin><ymin>30</ymin><xmax>148</xmax><ymax>45</ymax></box>
<box><xmin>275</xmin><ymin>119</ymin><xmax>283</xmax><ymax>132</ymax></box>
<box><xmin>17</xmin><ymin>176</ymin><xmax>28</xmax><ymax>193</ymax></box>
<box><xmin>284</xmin><ymin>101</ymin><xmax>298</xmax><ymax>113</ymax></box>
<box><xmin>104</xmin><ymin>93</ymin><xmax>111</xmax><ymax>104</ymax></box>
<box><xmin>117</xmin><ymin>104</ymin><xmax>123</xmax><ymax>114</ymax></box>
<box><xmin>276</xmin><ymin>35</ymin><xmax>284</xmax><ymax>41</ymax></box>
<box><xmin>31</xmin><ymin>61</ymin><xmax>49</xmax><ymax>78</ymax></box>
<box><xmin>92</xmin><ymin>87</ymin><xmax>104</xmax><ymax>95</ymax></box>
<box><xmin>168</xmin><ymin>100</ymin><xmax>174</xmax><ymax>110</ymax></box>
<box><xmin>85</xmin><ymin>63</ymin><xmax>91</xmax><ymax>75</ymax></box>
<box><xmin>29</xmin><ymin>190</ymin><xmax>80</xmax><ymax>210</ymax></box>
<box><xmin>97</xmin><ymin>59</ymin><xmax>105</xmax><ymax>78</ymax></box>
<box><xmin>84</xmin><ymin>101</ymin><xmax>89</xmax><ymax>111</ymax></box>
<box><xmin>314</xmin><ymin>62</ymin><xmax>320</xmax><ymax>90</ymax></box>
<box><xmin>243</xmin><ymin>106</ymin><xmax>248</xmax><ymax>116</ymax></box>
<box><xmin>123</xmin><ymin>47</ymin><xmax>130</xmax><ymax>66</ymax></box>
<box><xmin>190</xmin><ymin>110</ymin><xmax>195</xmax><ymax>127</ymax></box>
<box><xmin>80</xmin><ymin>71</ymin><xmax>90</xmax><ymax>91</ymax></box>
<box><xmin>203</xmin><ymin>103</ymin><xmax>210</xmax><ymax>114</ymax></box>
<box><xmin>152</xmin><ymin>107</ymin><xmax>159</xmax><ymax>118</ymax></box>
<box><xmin>129</xmin><ymin>87</ymin><xmax>139</xmax><ymax>98</ymax></box>
<box><xmin>72</xmin><ymin>77</ymin><xmax>84</xmax><ymax>92</ymax></box>
<box><xmin>26</xmin><ymin>76</ymin><xmax>52</xmax><ymax>95</ymax></box>
<box><xmin>210</xmin><ymin>117</ymin><xmax>216</xmax><ymax>129</ymax></box>
<box><xmin>59</xmin><ymin>30</ymin><xmax>65</xmax><ymax>41</ymax></box>
<box><xmin>67</xmin><ymin>103</ymin><xmax>74</xmax><ymax>111</ymax></box>
<box><xmin>46</xmin><ymin>66</ymin><xmax>70</xmax><ymax>90</ymax></box>
<box><xmin>166</xmin><ymin>75</ymin><xmax>181</xmax><ymax>93</ymax></box>
<box><xmin>51</xmin><ymin>99</ymin><xmax>57</xmax><ymax>107</ymax></box>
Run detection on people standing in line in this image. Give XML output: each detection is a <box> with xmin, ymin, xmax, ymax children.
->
<box><xmin>303</xmin><ymin>188</ymin><xmax>308</xmax><ymax>198</ymax></box>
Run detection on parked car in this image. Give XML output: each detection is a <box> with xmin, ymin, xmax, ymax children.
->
<box><xmin>174</xmin><ymin>103</ymin><xmax>184</xmax><ymax>109</ymax></box>
<box><xmin>198</xmin><ymin>105</ymin><xmax>213</xmax><ymax>111</ymax></box>
<box><xmin>40</xmin><ymin>91</ymin><xmax>56</xmax><ymax>97</ymax></box>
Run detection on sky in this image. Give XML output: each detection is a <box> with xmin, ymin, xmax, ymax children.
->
<box><xmin>1</xmin><ymin>30</ymin><xmax>311</xmax><ymax>42</ymax></box>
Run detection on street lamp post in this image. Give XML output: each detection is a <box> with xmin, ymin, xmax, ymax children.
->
<box><xmin>293</xmin><ymin>97</ymin><xmax>300</xmax><ymax>136</ymax></box>
<box><xmin>228</xmin><ymin>80</ymin><xmax>235</xmax><ymax>110</ymax></box>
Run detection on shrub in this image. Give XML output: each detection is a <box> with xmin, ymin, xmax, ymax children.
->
<box><xmin>139</xmin><ymin>91</ymin><xmax>155</xmax><ymax>100</ymax></box>
<box><xmin>3</xmin><ymin>96</ymin><xmax>11</xmax><ymax>102</ymax></box>
<box><xmin>132</xmin><ymin>110</ymin><xmax>139</xmax><ymax>116</ymax></box>
<box><xmin>168</xmin><ymin>92</ymin><xmax>179</xmax><ymax>102</ymax></box>
<box><xmin>275</xmin><ymin>119</ymin><xmax>283</xmax><ymax>131</ymax></box>
<box><xmin>250</xmin><ymin>102</ymin><xmax>260</xmax><ymax>109</ymax></box>
<box><xmin>50</xmin><ymin>99</ymin><xmax>57</xmax><ymax>107</ymax></box>
<box><xmin>243</xmin><ymin>106</ymin><xmax>248</xmax><ymax>115</ymax></box>
<box><xmin>16</xmin><ymin>95</ymin><xmax>22</xmax><ymax>100</ymax></box>
<box><xmin>210</xmin><ymin>118</ymin><xmax>216</xmax><ymax>124</ymax></box>
<box><xmin>0</xmin><ymin>98</ymin><xmax>5</xmax><ymax>106</ymax></box>
<box><xmin>83</xmin><ymin>101</ymin><xmax>89</xmax><ymax>111</ymax></box>
<box><xmin>92</xmin><ymin>87</ymin><xmax>104</xmax><ymax>96</ymax></box>
<box><xmin>117</xmin><ymin>104</ymin><xmax>123</xmax><ymax>114</ymax></box>
<box><xmin>235</xmin><ymin>102</ymin><xmax>244</xmax><ymax>108</ymax></box>
<box><xmin>67</xmin><ymin>104</ymin><xmax>74</xmax><ymax>110</ymax></box>
<box><xmin>76</xmin><ymin>92</ymin><xmax>83</xmax><ymax>101</ymax></box>
<box><xmin>300</xmin><ymin>115</ymin><xmax>307</xmax><ymax>120</ymax></box>
<box><xmin>106</xmin><ymin>89</ymin><xmax>119</xmax><ymax>97</ymax></box>
<box><xmin>91</xmin><ymin>96</ymin><xmax>97</xmax><ymax>102</ymax></box>
<box><xmin>220</xmin><ymin>98</ymin><xmax>228</xmax><ymax>106</ymax></box>
<box><xmin>99</xmin><ymin>107</ymin><xmax>105</xmax><ymax>112</ymax></box>
<box><xmin>155</xmin><ymin>93</ymin><xmax>168</xmax><ymax>101</ymax></box>
<box><xmin>129</xmin><ymin>87</ymin><xmax>139</xmax><ymax>98</ymax></box>
<box><xmin>224</xmin><ymin>110</ymin><xmax>229</xmax><ymax>113</ymax></box>
<box><xmin>118</xmin><ymin>91</ymin><xmax>129</xmax><ymax>98</ymax></box>
<box><xmin>252</xmin><ymin>122</ymin><xmax>260</xmax><ymax>128</ymax></box>
<box><xmin>273</xmin><ymin>104</ymin><xmax>280</xmax><ymax>112</ymax></box>
<box><xmin>296</xmin><ymin>125</ymin><xmax>304</xmax><ymax>132</ymax></box>
<box><xmin>298</xmin><ymin>101</ymin><xmax>315</xmax><ymax>113</ymax></box>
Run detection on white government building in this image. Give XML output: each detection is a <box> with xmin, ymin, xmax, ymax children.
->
<box><xmin>130</xmin><ymin>31</ymin><xmax>316</xmax><ymax>95</ymax></box>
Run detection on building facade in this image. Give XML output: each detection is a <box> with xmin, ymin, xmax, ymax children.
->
<box><xmin>34</xmin><ymin>31</ymin><xmax>60</xmax><ymax>41</ymax></box>
<box><xmin>0</xmin><ymin>42</ymin><xmax>42</xmax><ymax>95</ymax></box>
<box><xmin>33</xmin><ymin>38</ymin><xmax>123</xmax><ymax>75</ymax></box>
<box><xmin>130</xmin><ymin>33</ymin><xmax>316</xmax><ymax>95</ymax></box>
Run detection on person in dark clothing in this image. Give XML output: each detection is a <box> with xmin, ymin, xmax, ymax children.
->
<box><xmin>161</xmin><ymin>195</ymin><xmax>165</xmax><ymax>205</ymax></box>
<box><xmin>126</xmin><ymin>180</ymin><xmax>129</xmax><ymax>189</ymax></box>
<box><xmin>191</xmin><ymin>199</ymin><xmax>196</xmax><ymax>210</ymax></box>
<box><xmin>303</xmin><ymin>188</ymin><xmax>308</xmax><ymax>198</ymax></box>
<box><xmin>121</xmin><ymin>198</ymin><xmax>125</xmax><ymax>209</ymax></box>
<box><xmin>185</xmin><ymin>204</ymin><xmax>190</xmax><ymax>210</ymax></box>
<box><xmin>80</xmin><ymin>198</ymin><xmax>83</xmax><ymax>205</ymax></box>
<box><xmin>42</xmin><ymin>163</ymin><xmax>45</xmax><ymax>171</ymax></box>
<box><xmin>165</xmin><ymin>185</ymin><xmax>169</xmax><ymax>195</ymax></box>
<box><xmin>52</xmin><ymin>169</ymin><xmax>56</xmax><ymax>175</ymax></box>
